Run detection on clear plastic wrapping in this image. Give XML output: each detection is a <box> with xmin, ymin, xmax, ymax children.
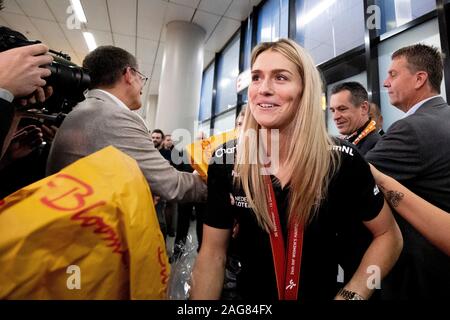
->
<box><xmin>167</xmin><ymin>234</ymin><xmax>198</xmax><ymax>300</ymax></box>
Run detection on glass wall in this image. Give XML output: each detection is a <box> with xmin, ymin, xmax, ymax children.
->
<box><xmin>198</xmin><ymin>63</ymin><xmax>215</xmax><ymax>121</ymax></box>
<box><xmin>256</xmin><ymin>0</ymin><xmax>289</xmax><ymax>43</ymax></box>
<box><xmin>213</xmin><ymin>109</ymin><xmax>237</xmax><ymax>135</ymax></box>
<box><xmin>295</xmin><ymin>0</ymin><xmax>365</xmax><ymax>64</ymax></box>
<box><xmin>240</xmin><ymin>91</ymin><xmax>248</xmax><ymax>105</ymax></box>
<box><xmin>378</xmin><ymin>18</ymin><xmax>443</xmax><ymax>130</ymax></box>
<box><xmin>198</xmin><ymin>0</ymin><xmax>450</xmax><ymax>141</ymax></box>
<box><xmin>242</xmin><ymin>16</ymin><xmax>253</xmax><ymax>71</ymax></box>
<box><xmin>214</xmin><ymin>34</ymin><xmax>240</xmax><ymax>115</ymax></box>
<box><xmin>376</xmin><ymin>0</ymin><xmax>436</xmax><ymax>35</ymax></box>
<box><xmin>197</xmin><ymin>120</ymin><xmax>211</xmax><ymax>139</ymax></box>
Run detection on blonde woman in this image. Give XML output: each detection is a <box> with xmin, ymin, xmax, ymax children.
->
<box><xmin>191</xmin><ymin>39</ymin><xmax>402</xmax><ymax>300</ymax></box>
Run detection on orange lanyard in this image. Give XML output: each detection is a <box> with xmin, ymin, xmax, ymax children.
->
<box><xmin>350</xmin><ymin>120</ymin><xmax>377</xmax><ymax>146</ymax></box>
<box><xmin>264</xmin><ymin>175</ymin><xmax>304</xmax><ymax>300</ymax></box>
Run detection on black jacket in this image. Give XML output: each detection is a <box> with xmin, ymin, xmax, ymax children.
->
<box><xmin>0</xmin><ymin>98</ymin><xmax>14</xmax><ymax>155</ymax></box>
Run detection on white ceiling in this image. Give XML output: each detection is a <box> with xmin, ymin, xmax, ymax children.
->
<box><xmin>0</xmin><ymin>0</ymin><xmax>261</xmax><ymax>104</ymax></box>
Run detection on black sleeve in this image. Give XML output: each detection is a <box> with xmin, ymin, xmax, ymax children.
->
<box><xmin>203</xmin><ymin>147</ymin><xmax>235</xmax><ymax>230</ymax></box>
<box><xmin>336</xmin><ymin>142</ymin><xmax>385</xmax><ymax>222</ymax></box>
<box><xmin>356</xmin><ymin>132</ymin><xmax>380</xmax><ymax>157</ymax></box>
<box><xmin>0</xmin><ymin>98</ymin><xmax>15</xmax><ymax>155</ymax></box>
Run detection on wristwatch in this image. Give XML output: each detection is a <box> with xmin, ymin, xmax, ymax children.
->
<box><xmin>338</xmin><ymin>288</ymin><xmax>366</xmax><ymax>300</ymax></box>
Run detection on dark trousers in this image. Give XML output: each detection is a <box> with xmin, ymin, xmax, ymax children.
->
<box><xmin>173</xmin><ymin>202</ymin><xmax>206</xmax><ymax>258</ymax></box>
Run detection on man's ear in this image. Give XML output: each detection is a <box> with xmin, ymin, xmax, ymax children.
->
<box><xmin>360</xmin><ymin>101</ymin><xmax>369</xmax><ymax>116</ymax></box>
<box><xmin>123</xmin><ymin>68</ymin><xmax>133</xmax><ymax>85</ymax></box>
<box><xmin>415</xmin><ymin>71</ymin><xmax>429</xmax><ymax>90</ymax></box>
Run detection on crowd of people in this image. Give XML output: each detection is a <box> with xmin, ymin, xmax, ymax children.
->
<box><xmin>1</xmin><ymin>10</ymin><xmax>450</xmax><ymax>300</ymax></box>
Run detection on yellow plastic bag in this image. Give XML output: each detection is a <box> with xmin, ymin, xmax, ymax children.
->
<box><xmin>0</xmin><ymin>146</ymin><xmax>169</xmax><ymax>299</ymax></box>
<box><xmin>185</xmin><ymin>130</ymin><xmax>237</xmax><ymax>180</ymax></box>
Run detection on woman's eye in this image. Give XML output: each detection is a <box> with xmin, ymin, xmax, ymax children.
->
<box><xmin>252</xmin><ymin>75</ymin><xmax>260</xmax><ymax>81</ymax></box>
<box><xmin>276</xmin><ymin>75</ymin><xmax>287</xmax><ymax>81</ymax></box>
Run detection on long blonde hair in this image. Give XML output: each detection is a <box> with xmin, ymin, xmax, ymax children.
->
<box><xmin>235</xmin><ymin>38</ymin><xmax>340</xmax><ymax>232</ymax></box>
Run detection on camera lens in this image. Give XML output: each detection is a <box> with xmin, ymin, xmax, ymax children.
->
<box><xmin>46</xmin><ymin>56</ymin><xmax>91</xmax><ymax>102</ymax></box>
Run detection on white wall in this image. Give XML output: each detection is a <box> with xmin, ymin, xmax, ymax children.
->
<box><xmin>144</xmin><ymin>95</ymin><xmax>158</xmax><ymax>131</ymax></box>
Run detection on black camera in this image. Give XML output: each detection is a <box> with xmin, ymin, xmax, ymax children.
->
<box><xmin>0</xmin><ymin>26</ymin><xmax>90</xmax><ymax>124</ymax></box>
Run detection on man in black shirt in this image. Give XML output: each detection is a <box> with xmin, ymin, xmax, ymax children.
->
<box><xmin>329</xmin><ymin>82</ymin><xmax>381</xmax><ymax>156</ymax></box>
<box><xmin>151</xmin><ymin>129</ymin><xmax>170</xmax><ymax>160</ymax></box>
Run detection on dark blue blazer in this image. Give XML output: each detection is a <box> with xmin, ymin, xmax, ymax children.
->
<box><xmin>366</xmin><ymin>96</ymin><xmax>450</xmax><ymax>300</ymax></box>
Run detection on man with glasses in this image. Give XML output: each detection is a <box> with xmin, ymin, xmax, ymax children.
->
<box><xmin>47</xmin><ymin>45</ymin><xmax>207</xmax><ymax>204</ymax></box>
<box><xmin>130</xmin><ymin>67</ymin><xmax>149</xmax><ymax>87</ymax></box>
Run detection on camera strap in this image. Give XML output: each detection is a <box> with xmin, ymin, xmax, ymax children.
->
<box><xmin>264</xmin><ymin>175</ymin><xmax>304</xmax><ymax>300</ymax></box>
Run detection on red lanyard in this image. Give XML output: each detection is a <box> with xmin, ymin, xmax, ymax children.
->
<box><xmin>264</xmin><ymin>175</ymin><xmax>304</xmax><ymax>300</ymax></box>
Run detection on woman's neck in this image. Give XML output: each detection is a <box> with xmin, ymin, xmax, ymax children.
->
<box><xmin>264</xmin><ymin>127</ymin><xmax>292</xmax><ymax>187</ymax></box>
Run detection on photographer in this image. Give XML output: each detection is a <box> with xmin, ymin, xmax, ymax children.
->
<box><xmin>0</xmin><ymin>27</ymin><xmax>53</xmax><ymax>158</ymax></box>
<box><xmin>0</xmin><ymin>19</ymin><xmax>55</xmax><ymax>198</ymax></box>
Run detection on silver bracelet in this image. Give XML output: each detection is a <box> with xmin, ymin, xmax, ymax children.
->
<box><xmin>338</xmin><ymin>288</ymin><xmax>366</xmax><ymax>300</ymax></box>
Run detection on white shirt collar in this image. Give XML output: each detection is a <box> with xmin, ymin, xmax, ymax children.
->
<box><xmin>403</xmin><ymin>95</ymin><xmax>440</xmax><ymax>118</ymax></box>
<box><xmin>94</xmin><ymin>89</ymin><xmax>130</xmax><ymax>111</ymax></box>
<box><xmin>91</xmin><ymin>89</ymin><xmax>149</xmax><ymax>131</ymax></box>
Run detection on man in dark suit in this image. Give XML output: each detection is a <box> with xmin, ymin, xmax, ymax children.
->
<box><xmin>366</xmin><ymin>44</ymin><xmax>450</xmax><ymax>299</ymax></box>
<box><xmin>330</xmin><ymin>82</ymin><xmax>381</xmax><ymax>156</ymax></box>
<box><xmin>47</xmin><ymin>46</ymin><xmax>206</xmax><ymax>203</ymax></box>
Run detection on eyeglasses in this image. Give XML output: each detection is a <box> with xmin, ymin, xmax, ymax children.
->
<box><xmin>129</xmin><ymin>67</ymin><xmax>149</xmax><ymax>86</ymax></box>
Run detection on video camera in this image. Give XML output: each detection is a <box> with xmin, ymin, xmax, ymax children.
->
<box><xmin>0</xmin><ymin>26</ymin><xmax>91</xmax><ymax>126</ymax></box>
